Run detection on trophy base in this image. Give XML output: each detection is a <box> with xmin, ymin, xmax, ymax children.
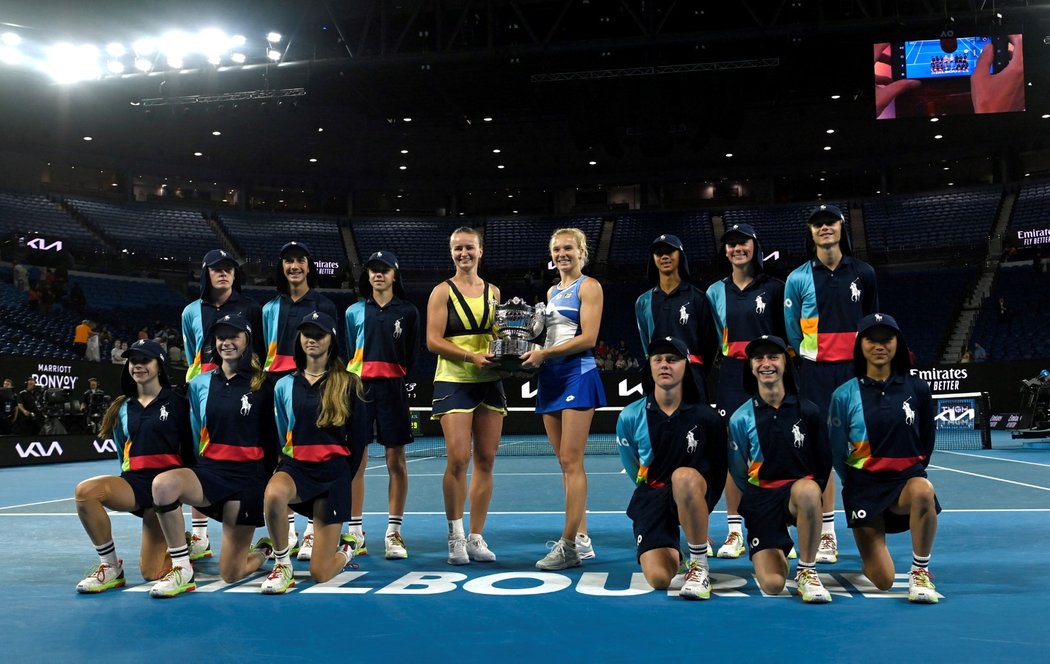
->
<box><xmin>489</xmin><ymin>354</ymin><xmax>540</xmax><ymax>378</ymax></box>
<box><xmin>488</xmin><ymin>339</ymin><xmax>541</xmax><ymax>377</ymax></box>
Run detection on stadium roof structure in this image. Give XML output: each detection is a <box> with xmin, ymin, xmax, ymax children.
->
<box><xmin>2</xmin><ymin>0</ymin><xmax>1050</xmax><ymax>201</ymax></box>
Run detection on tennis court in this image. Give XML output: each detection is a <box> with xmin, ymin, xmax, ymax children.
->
<box><xmin>2</xmin><ymin>429</ymin><xmax>1048</xmax><ymax>661</ymax></box>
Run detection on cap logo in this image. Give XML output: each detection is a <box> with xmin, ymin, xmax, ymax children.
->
<box><xmin>312</xmin><ymin>312</ymin><xmax>319</xmax><ymax>320</ymax></box>
<box><xmin>223</xmin><ymin>315</ymin><xmax>231</xmax><ymax>321</ymax></box>
<box><xmin>761</xmin><ymin>335</ymin><xmax>769</xmax><ymax>340</ymax></box>
<box><xmin>875</xmin><ymin>314</ymin><xmax>883</xmax><ymax>322</ymax></box>
<box><xmin>659</xmin><ymin>235</ymin><xmax>666</xmax><ymax>241</ymax></box>
<box><xmin>732</xmin><ymin>224</ymin><xmax>739</xmax><ymax>230</ymax></box>
<box><xmin>377</xmin><ymin>251</ymin><xmax>382</xmax><ymax>257</ymax></box>
<box><xmin>220</xmin><ymin>250</ymin><xmax>227</xmax><ymax>257</ymax></box>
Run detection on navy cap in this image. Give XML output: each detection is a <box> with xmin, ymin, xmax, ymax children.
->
<box><xmin>647</xmin><ymin>336</ymin><xmax>691</xmax><ymax>358</ymax></box>
<box><xmin>745</xmin><ymin>335</ymin><xmax>790</xmax><ymax>357</ymax></box>
<box><xmin>365</xmin><ymin>250</ymin><xmax>400</xmax><ymax>271</ymax></box>
<box><xmin>280</xmin><ymin>241</ymin><xmax>312</xmax><ymax>258</ymax></box>
<box><xmin>211</xmin><ymin>312</ymin><xmax>252</xmax><ymax>336</ymax></box>
<box><xmin>721</xmin><ymin>223</ymin><xmax>758</xmax><ymax>244</ymax></box>
<box><xmin>202</xmin><ymin>249</ymin><xmax>239</xmax><ymax>268</ymax></box>
<box><xmin>122</xmin><ymin>339</ymin><xmax>167</xmax><ymax>361</ymax></box>
<box><xmin>807</xmin><ymin>204</ymin><xmax>846</xmax><ymax>225</ymax></box>
<box><xmin>857</xmin><ymin>312</ymin><xmax>901</xmax><ymax>337</ymax></box>
<box><xmin>296</xmin><ymin>311</ymin><xmax>339</xmax><ymax>337</ymax></box>
<box><xmin>650</xmin><ymin>234</ymin><xmax>685</xmax><ymax>254</ymax></box>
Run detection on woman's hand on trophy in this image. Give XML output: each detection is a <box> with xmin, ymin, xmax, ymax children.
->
<box><xmin>519</xmin><ymin>348</ymin><xmax>545</xmax><ymax>370</ymax></box>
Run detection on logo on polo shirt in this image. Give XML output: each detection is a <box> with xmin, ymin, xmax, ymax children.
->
<box><xmin>240</xmin><ymin>393</ymin><xmax>252</xmax><ymax>416</ymax></box>
<box><xmin>792</xmin><ymin>420</ymin><xmax>805</xmax><ymax>448</ymax></box>
<box><xmin>159</xmin><ymin>405</ymin><xmax>169</xmax><ymax>421</ymax></box>
<box><xmin>679</xmin><ymin>305</ymin><xmax>689</xmax><ymax>324</ymax></box>
<box><xmin>686</xmin><ymin>426</ymin><xmax>698</xmax><ymax>453</ymax></box>
<box><xmin>755</xmin><ymin>293</ymin><xmax>766</xmax><ymax>314</ymax></box>
<box><xmin>394</xmin><ymin>318</ymin><xmax>403</xmax><ymax>339</ymax></box>
<box><xmin>850</xmin><ymin>279</ymin><xmax>862</xmax><ymax>302</ymax></box>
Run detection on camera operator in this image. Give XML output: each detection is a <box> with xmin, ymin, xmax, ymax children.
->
<box><xmin>40</xmin><ymin>386</ymin><xmax>71</xmax><ymax>435</ymax></box>
<box><xmin>0</xmin><ymin>378</ymin><xmax>18</xmax><ymax>435</ymax></box>
<box><xmin>15</xmin><ymin>377</ymin><xmax>43</xmax><ymax>435</ymax></box>
<box><xmin>81</xmin><ymin>378</ymin><xmax>110</xmax><ymax>434</ymax></box>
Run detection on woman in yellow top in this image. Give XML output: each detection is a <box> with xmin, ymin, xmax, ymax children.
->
<box><xmin>426</xmin><ymin>226</ymin><xmax>506</xmax><ymax>565</ymax></box>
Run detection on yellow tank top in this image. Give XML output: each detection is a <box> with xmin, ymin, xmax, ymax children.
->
<box><xmin>435</xmin><ymin>280</ymin><xmax>500</xmax><ymax>383</ymax></box>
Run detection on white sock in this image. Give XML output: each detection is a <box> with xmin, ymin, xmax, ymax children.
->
<box><xmin>191</xmin><ymin>518</ymin><xmax>208</xmax><ymax>539</ymax></box>
<box><xmin>387</xmin><ymin>514</ymin><xmax>403</xmax><ymax>536</ymax></box>
<box><xmin>448</xmin><ymin>519</ymin><xmax>465</xmax><ymax>540</ymax></box>
<box><xmin>304</xmin><ymin>519</ymin><xmax>314</xmax><ymax>537</ymax></box>
<box><xmin>821</xmin><ymin>512</ymin><xmax>836</xmax><ymax>535</ymax></box>
<box><xmin>349</xmin><ymin>517</ymin><xmax>363</xmax><ymax>537</ymax></box>
<box><xmin>95</xmin><ymin>540</ymin><xmax>118</xmax><ymax>567</ymax></box>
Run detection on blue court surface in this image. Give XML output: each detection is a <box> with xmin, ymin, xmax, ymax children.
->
<box><xmin>2</xmin><ymin>432</ymin><xmax>1048</xmax><ymax>662</ymax></box>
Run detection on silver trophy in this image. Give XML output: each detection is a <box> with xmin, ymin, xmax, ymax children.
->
<box><xmin>489</xmin><ymin>297</ymin><xmax>546</xmax><ymax>376</ymax></box>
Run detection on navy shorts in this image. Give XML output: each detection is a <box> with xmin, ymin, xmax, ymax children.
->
<box><xmin>627</xmin><ymin>485</ymin><xmax>682</xmax><ymax>562</ymax></box>
<box><xmin>798</xmin><ymin>359</ymin><xmax>853</xmax><ymax>418</ymax></box>
<box><xmin>431</xmin><ymin>380</ymin><xmax>507</xmax><ymax>419</ymax></box>
<box><xmin>192</xmin><ymin>459</ymin><xmax>267</xmax><ymax>527</ymax></box>
<box><xmin>739</xmin><ymin>483</ymin><xmax>796</xmax><ymax>558</ymax></box>
<box><xmin>353</xmin><ymin>378</ymin><xmax>413</xmax><ymax>450</ymax></box>
<box><xmin>121</xmin><ymin>470</ymin><xmax>165</xmax><ymax>518</ymax></box>
<box><xmin>843</xmin><ymin>471</ymin><xmax>942</xmax><ymax>534</ymax></box>
<box><xmin>277</xmin><ymin>456</ymin><xmax>353</xmax><ymax>525</ymax></box>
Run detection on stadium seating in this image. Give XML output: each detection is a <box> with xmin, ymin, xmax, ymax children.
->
<box><xmin>0</xmin><ymin>192</ymin><xmax>98</xmax><ymax>254</ymax></box>
<box><xmin>219</xmin><ymin>211</ymin><xmax>348</xmax><ymax>263</ymax></box>
<box><xmin>351</xmin><ymin>218</ymin><xmax>465</xmax><ymax>270</ymax></box>
<box><xmin>971</xmin><ymin>264</ymin><xmax>1050</xmax><ymax>360</ymax></box>
<box><xmin>608</xmin><ymin>210</ymin><xmax>716</xmax><ymax>282</ymax></box>
<box><xmin>1011</xmin><ymin>180</ymin><xmax>1050</xmax><ymax>234</ymax></box>
<box><xmin>878</xmin><ymin>266</ymin><xmax>977</xmax><ymax>366</ymax></box>
<box><xmin>722</xmin><ymin>203</ymin><xmax>843</xmax><ymax>260</ymax></box>
<box><xmin>485</xmin><ymin>215</ymin><xmax>604</xmax><ymax>269</ymax></box>
<box><xmin>65</xmin><ymin>198</ymin><xmax>219</xmax><ymax>261</ymax></box>
<box><xmin>862</xmin><ymin>188</ymin><xmax>1000</xmax><ymax>252</ymax></box>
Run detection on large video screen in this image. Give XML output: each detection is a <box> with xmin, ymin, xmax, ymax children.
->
<box><xmin>874</xmin><ymin>34</ymin><xmax>1025</xmax><ymax>119</ymax></box>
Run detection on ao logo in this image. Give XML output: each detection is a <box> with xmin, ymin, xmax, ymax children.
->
<box><xmin>751</xmin><ymin>537</ymin><xmax>760</xmax><ymax>548</ymax></box>
<box><xmin>637</xmin><ymin>535</ymin><xmax>643</xmax><ymax>545</ymax></box>
<box><xmin>851</xmin><ymin>509</ymin><xmax>867</xmax><ymax>520</ymax></box>
<box><xmin>94</xmin><ymin>438</ymin><xmax>118</xmax><ymax>453</ymax></box>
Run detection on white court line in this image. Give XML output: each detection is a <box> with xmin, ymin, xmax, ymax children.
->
<box><xmin>929</xmin><ymin>464</ymin><xmax>1050</xmax><ymax>492</ymax></box>
<box><xmin>0</xmin><ymin>497</ymin><xmax>73</xmax><ymax>510</ymax></box>
<box><xmin>364</xmin><ymin>455</ymin><xmax>439</xmax><ymax>472</ymax></box>
<box><xmin>940</xmin><ymin>450</ymin><xmax>1050</xmax><ymax>468</ymax></box>
<box><xmin>4</xmin><ymin>508</ymin><xmax>1050</xmax><ymax>517</ymax></box>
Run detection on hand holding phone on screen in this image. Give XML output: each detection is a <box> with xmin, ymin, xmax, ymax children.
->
<box><xmin>971</xmin><ymin>34</ymin><xmax>1025</xmax><ymax>113</ymax></box>
<box><xmin>874</xmin><ymin>42</ymin><xmax>921</xmax><ymax>116</ymax></box>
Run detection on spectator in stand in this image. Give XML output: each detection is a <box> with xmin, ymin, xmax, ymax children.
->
<box><xmin>614</xmin><ymin>353</ymin><xmax>628</xmax><ymax>372</ymax></box>
<box><xmin>0</xmin><ymin>378</ymin><xmax>17</xmax><ymax>435</ymax></box>
<box><xmin>27</xmin><ymin>282</ymin><xmax>41</xmax><ymax>311</ymax></box>
<box><xmin>997</xmin><ymin>297</ymin><xmax>1009</xmax><ymax>322</ymax></box>
<box><xmin>39</xmin><ymin>280</ymin><xmax>55</xmax><ymax>314</ymax></box>
<box><xmin>595</xmin><ymin>340</ymin><xmax>609</xmax><ymax>359</ymax></box>
<box><xmin>168</xmin><ymin>343</ymin><xmax>184</xmax><ymax>368</ymax></box>
<box><xmin>68</xmin><ymin>281</ymin><xmax>86</xmax><ymax>315</ymax></box>
<box><xmin>626</xmin><ymin>355</ymin><xmax>640</xmax><ymax>371</ymax></box>
<box><xmin>74</xmin><ymin>320</ymin><xmax>92</xmax><ymax>358</ymax></box>
<box><xmin>111</xmin><ymin>340</ymin><xmax>127</xmax><ymax>364</ymax></box>
<box><xmin>86</xmin><ymin>325</ymin><xmax>101</xmax><ymax>362</ymax></box>
<box><xmin>13</xmin><ymin>262</ymin><xmax>29</xmax><ymax>291</ymax></box>
<box><xmin>137</xmin><ymin>327</ymin><xmax>150</xmax><ymax>342</ymax></box>
<box><xmin>959</xmin><ymin>349</ymin><xmax>972</xmax><ymax>364</ymax></box>
<box><xmin>972</xmin><ymin>342</ymin><xmax>988</xmax><ymax>362</ymax></box>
